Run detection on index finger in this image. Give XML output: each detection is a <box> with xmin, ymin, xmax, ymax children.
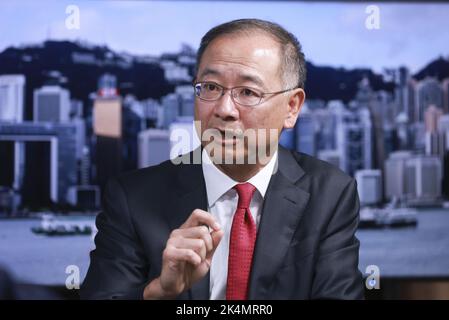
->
<box><xmin>180</xmin><ymin>209</ymin><xmax>221</xmax><ymax>231</ymax></box>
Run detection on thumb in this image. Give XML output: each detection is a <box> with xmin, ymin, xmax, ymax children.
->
<box><xmin>206</xmin><ymin>229</ymin><xmax>224</xmax><ymax>260</ymax></box>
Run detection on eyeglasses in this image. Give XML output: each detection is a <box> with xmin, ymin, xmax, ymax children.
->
<box><xmin>193</xmin><ymin>81</ymin><xmax>297</xmax><ymax>107</ymax></box>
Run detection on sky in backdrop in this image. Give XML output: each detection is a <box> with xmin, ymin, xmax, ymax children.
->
<box><xmin>0</xmin><ymin>0</ymin><xmax>448</xmax><ymax>73</ymax></box>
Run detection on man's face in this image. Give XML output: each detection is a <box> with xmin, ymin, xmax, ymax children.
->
<box><xmin>194</xmin><ymin>32</ymin><xmax>303</xmax><ymax>164</ymax></box>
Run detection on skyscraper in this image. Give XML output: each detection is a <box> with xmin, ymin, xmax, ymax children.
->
<box><xmin>424</xmin><ymin>105</ymin><xmax>443</xmax><ymax>156</ymax></box>
<box><xmin>93</xmin><ymin>96</ymin><xmax>123</xmax><ymax>191</ymax></box>
<box><xmin>97</xmin><ymin>73</ymin><xmax>118</xmax><ymax>98</ymax></box>
<box><xmin>0</xmin><ymin>122</ymin><xmax>77</xmax><ymax>209</ymax></box>
<box><xmin>332</xmin><ymin>102</ymin><xmax>372</xmax><ymax>176</ymax></box>
<box><xmin>395</xmin><ymin>111</ymin><xmax>410</xmax><ymax>150</ymax></box>
<box><xmin>411</xmin><ymin>122</ymin><xmax>426</xmax><ymax>153</ymax></box>
<box><xmin>176</xmin><ymin>85</ymin><xmax>195</xmax><ymax>117</ymax></box>
<box><xmin>138</xmin><ymin>129</ymin><xmax>170</xmax><ymax>168</ymax></box>
<box><xmin>443</xmin><ymin>148</ymin><xmax>449</xmax><ymax>200</ymax></box>
<box><xmin>355</xmin><ymin>169</ymin><xmax>382</xmax><ymax>206</ymax></box>
<box><xmin>424</xmin><ymin>105</ymin><xmax>443</xmax><ymax>134</ymax></box>
<box><xmin>442</xmin><ymin>78</ymin><xmax>449</xmax><ymax>114</ymax></box>
<box><xmin>384</xmin><ymin>151</ymin><xmax>412</xmax><ymax>201</ymax></box>
<box><xmin>161</xmin><ymin>93</ymin><xmax>180</xmax><ymax>129</ymax></box>
<box><xmin>382</xmin><ymin>123</ymin><xmax>399</xmax><ymax>162</ymax></box>
<box><xmin>93</xmin><ymin>74</ymin><xmax>123</xmax><ymax>190</ymax></box>
<box><xmin>33</xmin><ymin>85</ymin><xmax>70</xmax><ymax>123</ymax></box>
<box><xmin>438</xmin><ymin>115</ymin><xmax>449</xmax><ymax>148</ymax></box>
<box><xmin>142</xmin><ymin>98</ymin><xmax>161</xmax><ymax>128</ymax></box>
<box><xmin>407</xmin><ymin>79</ymin><xmax>417</xmax><ymax>123</ymax></box>
<box><xmin>394</xmin><ymin>67</ymin><xmax>411</xmax><ymax>118</ymax></box>
<box><xmin>438</xmin><ymin>115</ymin><xmax>449</xmax><ymax>199</ymax></box>
<box><xmin>405</xmin><ymin>155</ymin><xmax>442</xmax><ymax>206</ymax></box>
<box><xmin>415</xmin><ymin>77</ymin><xmax>443</xmax><ymax>122</ymax></box>
<box><xmin>0</xmin><ymin>75</ymin><xmax>25</xmax><ymax>123</ymax></box>
<box><xmin>314</xmin><ymin>107</ymin><xmax>336</xmax><ymax>151</ymax></box>
<box><xmin>66</xmin><ymin>185</ymin><xmax>100</xmax><ymax>211</ymax></box>
<box><xmin>296</xmin><ymin>107</ymin><xmax>316</xmax><ymax>156</ymax></box>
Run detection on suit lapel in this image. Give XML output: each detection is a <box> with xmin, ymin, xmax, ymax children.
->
<box><xmin>165</xmin><ymin>146</ymin><xmax>310</xmax><ymax>300</ymax></box>
<box><xmin>248</xmin><ymin>146</ymin><xmax>310</xmax><ymax>299</ymax></box>
<box><xmin>165</xmin><ymin>147</ymin><xmax>210</xmax><ymax>300</ymax></box>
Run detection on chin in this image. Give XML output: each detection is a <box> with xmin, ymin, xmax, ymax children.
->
<box><xmin>205</xmin><ymin>142</ymin><xmax>251</xmax><ymax>165</ymax></box>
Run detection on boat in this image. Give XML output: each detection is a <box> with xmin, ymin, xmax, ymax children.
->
<box><xmin>31</xmin><ymin>214</ymin><xmax>94</xmax><ymax>236</ymax></box>
<box><xmin>359</xmin><ymin>198</ymin><xmax>418</xmax><ymax>229</ymax></box>
<box><xmin>376</xmin><ymin>207</ymin><xmax>418</xmax><ymax>228</ymax></box>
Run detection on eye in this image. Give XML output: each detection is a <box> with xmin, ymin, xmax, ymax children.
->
<box><xmin>239</xmin><ymin>87</ymin><xmax>260</xmax><ymax>97</ymax></box>
<box><xmin>204</xmin><ymin>83</ymin><xmax>219</xmax><ymax>92</ymax></box>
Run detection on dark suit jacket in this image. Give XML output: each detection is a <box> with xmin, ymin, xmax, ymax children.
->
<box><xmin>80</xmin><ymin>145</ymin><xmax>364</xmax><ymax>300</ymax></box>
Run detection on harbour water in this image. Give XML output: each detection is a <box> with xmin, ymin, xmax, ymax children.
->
<box><xmin>0</xmin><ymin>218</ymin><xmax>95</xmax><ymax>285</ymax></box>
<box><xmin>1</xmin><ymin>208</ymin><xmax>448</xmax><ymax>286</ymax></box>
<box><xmin>357</xmin><ymin>208</ymin><xmax>449</xmax><ymax>278</ymax></box>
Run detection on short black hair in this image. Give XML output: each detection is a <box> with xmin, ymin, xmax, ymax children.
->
<box><xmin>196</xmin><ymin>18</ymin><xmax>306</xmax><ymax>89</ymax></box>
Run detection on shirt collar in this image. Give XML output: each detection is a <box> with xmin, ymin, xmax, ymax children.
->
<box><xmin>201</xmin><ymin>148</ymin><xmax>278</xmax><ymax>207</ymax></box>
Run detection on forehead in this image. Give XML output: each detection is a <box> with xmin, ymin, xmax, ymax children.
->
<box><xmin>197</xmin><ymin>32</ymin><xmax>282</xmax><ymax>88</ymax></box>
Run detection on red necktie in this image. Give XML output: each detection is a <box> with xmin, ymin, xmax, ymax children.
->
<box><xmin>226</xmin><ymin>182</ymin><xmax>257</xmax><ymax>300</ymax></box>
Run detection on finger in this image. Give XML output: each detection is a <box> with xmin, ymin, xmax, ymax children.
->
<box><xmin>168</xmin><ymin>237</ymin><xmax>207</xmax><ymax>261</ymax></box>
<box><xmin>171</xmin><ymin>226</ymin><xmax>213</xmax><ymax>252</ymax></box>
<box><xmin>181</xmin><ymin>209</ymin><xmax>220</xmax><ymax>231</ymax></box>
<box><xmin>164</xmin><ymin>245</ymin><xmax>202</xmax><ymax>266</ymax></box>
<box><xmin>207</xmin><ymin>229</ymin><xmax>224</xmax><ymax>259</ymax></box>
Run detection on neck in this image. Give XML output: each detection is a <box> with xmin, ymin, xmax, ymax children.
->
<box><xmin>215</xmin><ymin>162</ymin><xmax>264</xmax><ymax>182</ymax></box>
<box><xmin>213</xmin><ymin>150</ymin><xmax>277</xmax><ymax>182</ymax></box>
<box><xmin>202</xmin><ymin>143</ymin><xmax>278</xmax><ymax>182</ymax></box>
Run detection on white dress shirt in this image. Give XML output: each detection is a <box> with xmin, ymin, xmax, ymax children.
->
<box><xmin>201</xmin><ymin>148</ymin><xmax>278</xmax><ymax>300</ymax></box>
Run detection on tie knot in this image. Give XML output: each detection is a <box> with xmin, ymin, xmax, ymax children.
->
<box><xmin>233</xmin><ymin>183</ymin><xmax>256</xmax><ymax>209</ymax></box>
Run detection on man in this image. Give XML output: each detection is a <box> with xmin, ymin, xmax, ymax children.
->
<box><xmin>81</xmin><ymin>19</ymin><xmax>364</xmax><ymax>300</ymax></box>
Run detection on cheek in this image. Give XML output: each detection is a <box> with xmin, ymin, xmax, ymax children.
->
<box><xmin>194</xmin><ymin>103</ymin><xmax>201</xmax><ymax>120</ymax></box>
<box><xmin>195</xmin><ymin>105</ymin><xmax>211</xmax><ymax>127</ymax></box>
<box><xmin>244</xmin><ymin>108</ymin><xmax>284</xmax><ymax>131</ymax></box>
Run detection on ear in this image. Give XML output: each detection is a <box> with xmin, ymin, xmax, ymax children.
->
<box><xmin>283</xmin><ymin>88</ymin><xmax>306</xmax><ymax>129</ymax></box>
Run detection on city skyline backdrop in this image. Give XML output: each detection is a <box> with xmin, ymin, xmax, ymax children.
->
<box><xmin>1</xmin><ymin>0</ymin><xmax>449</xmax><ymax>214</ymax></box>
<box><xmin>0</xmin><ymin>1</ymin><xmax>449</xmax><ymax>73</ymax></box>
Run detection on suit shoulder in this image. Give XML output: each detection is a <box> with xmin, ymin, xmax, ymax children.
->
<box><xmin>113</xmin><ymin>158</ymin><xmax>178</xmax><ymax>191</ymax></box>
<box><xmin>290</xmin><ymin>150</ymin><xmax>353</xmax><ymax>186</ymax></box>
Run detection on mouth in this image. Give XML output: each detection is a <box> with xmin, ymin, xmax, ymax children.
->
<box><xmin>210</xmin><ymin>128</ymin><xmax>242</xmax><ymax>145</ymax></box>
<box><xmin>218</xmin><ymin>131</ymin><xmax>237</xmax><ymax>145</ymax></box>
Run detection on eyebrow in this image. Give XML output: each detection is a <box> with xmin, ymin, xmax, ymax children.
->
<box><xmin>198</xmin><ymin>68</ymin><xmax>267</xmax><ymax>90</ymax></box>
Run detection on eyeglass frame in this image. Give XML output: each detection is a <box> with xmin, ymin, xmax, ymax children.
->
<box><xmin>192</xmin><ymin>81</ymin><xmax>298</xmax><ymax>107</ymax></box>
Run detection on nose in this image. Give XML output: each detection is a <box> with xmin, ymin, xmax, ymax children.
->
<box><xmin>213</xmin><ymin>89</ymin><xmax>240</xmax><ymax>121</ymax></box>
